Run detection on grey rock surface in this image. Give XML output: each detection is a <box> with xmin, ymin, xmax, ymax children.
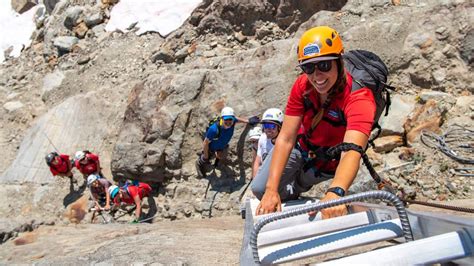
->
<box><xmin>1</xmin><ymin>92</ymin><xmax>117</xmax><ymax>183</ymax></box>
<box><xmin>53</xmin><ymin>36</ymin><xmax>79</xmax><ymax>52</ymax></box>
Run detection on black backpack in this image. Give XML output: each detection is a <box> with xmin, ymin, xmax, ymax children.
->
<box><xmin>343</xmin><ymin>50</ymin><xmax>394</xmax><ymax>143</ymax></box>
<box><xmin>201</xmin><ymin>116</ymin><xmax>222</xmax><ymax>140</ymax></box>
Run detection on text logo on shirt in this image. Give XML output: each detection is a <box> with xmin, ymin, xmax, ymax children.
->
<box><xmin>328</xmin><ymin>109</ymin><xmax>340</xmax><ymax>119</ymax></box>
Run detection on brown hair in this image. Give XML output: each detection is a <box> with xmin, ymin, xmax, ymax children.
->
<box><xmin>309</xmin><ymin>57</ymin><xmax>346</xmax><ymax>130</ymax></box>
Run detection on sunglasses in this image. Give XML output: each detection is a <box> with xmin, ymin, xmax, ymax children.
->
<box><xmin>299</xmin><ymin>60</ymin><xmax>332</xmax><ymax>75</ymax></box>
<box><xmin>262</xmin><ymin>123</ymin><xmax>277</xmax><ymax>130</ymax></box>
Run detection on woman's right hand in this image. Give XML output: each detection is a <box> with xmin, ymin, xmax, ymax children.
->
<box><xmin>256</xmin><ymin>190</ymin><xmax>281</xmax><ymax>215</ymax></box>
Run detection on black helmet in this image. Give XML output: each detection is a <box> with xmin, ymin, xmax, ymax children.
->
<box><xmin>45</xmin><ymin>152</ymin><xmax>59</xmax><ymax>166</ymax></box>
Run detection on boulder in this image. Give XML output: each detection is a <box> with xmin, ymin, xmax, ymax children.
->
<box><xmin>379</xmin><ymin>94</ymin><xmax>416</xmax><ymax>136</ymax></box>
<box><xmin>53</xmin><ymin>36</ymin><xmax>79</xmax><ymax>53</ymax></box>
<box><xmin>73</xmin><ymin>22</ymin><xmax>88</xmax><ymax>39</ymax></box>
<box><xmin>419</xmin><ymin>90</ymin><xmax>453</xmax><ymax>104</ymax></box>
<box><xmin>11</xmin><ymin>0</ymin><xmax>37</xmax><ymax>14</ymax></box>
<box><xmin>405</xmin><ymin>100</ymin><xmax>446</xmax><ymax>144</ymax></box>
<box><xmin>63</xmin><ymin>6</ymin><xmax>84</xmax><ymax>30</ymax></box>
<box><xmin>150</xmin><ymin>49</ymin><xmax>175</xmax><ymax>64</ymax></box>
<box><xmin>3</xmin><ymin>101</ymin><xmax>24</xmax><ymax>113</ymax></box>
<box><xmin>194</xmin><ymin>0</ymin><xmax>347</xmax><ymax>35</ymax></box>
<box><xmin>84</xmin><ymin>12</ymin><xmax>103</xmax><ymax>28</ymax></box>
<box><xmin>373</xmin><ymin>135</ymin><xmax>404</xmax><ymax>153</ymax></box>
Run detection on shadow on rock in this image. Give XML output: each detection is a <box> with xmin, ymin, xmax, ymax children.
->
<box><xmin>64</xmin><ymin>195</ymin><xmax>89</xmax><ymax>224</ymax></box>
<box><xmin>236</xmin><ymin>124</ymin><xmax>251</xmax><ymax>185</ymax></box>
<box><xmin>62</xmin><ymin>177</ymin><xmax>86</xmax><ymax>208</ymax></box>
<box><xmin>141</xmin><ymin>196</ymin><xmax>158</xmax><ymax>223</ymax></box>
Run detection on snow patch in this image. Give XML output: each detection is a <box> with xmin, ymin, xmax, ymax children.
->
<box><xmin>105</xmin><ymin>0</ymin><xmax>202</xmax><ymax>36</ymax></box>
<box><xmin>0</xmin><ymin>1</ymin><xmax>39</xmax><ymax>63</ymax></box>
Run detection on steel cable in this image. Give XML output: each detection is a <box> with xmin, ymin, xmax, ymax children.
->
<box><xmin>404</xmin><ymin>199</ymin><xmax>474</xmax><ymax>213</ymax></box>
<box><xmin>420</xmin><ymin>125</ymin><xmax>474</xmax><ymax>164</ymax></box>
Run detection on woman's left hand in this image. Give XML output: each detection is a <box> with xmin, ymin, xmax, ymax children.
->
<box><xmin>314</xmin><ymin>192</ymin><xmax>347</xmax><ymax>219</ymax></box>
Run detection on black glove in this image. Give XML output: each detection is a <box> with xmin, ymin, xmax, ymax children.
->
<box><xmin>248</xmin><ymin>116</ymin><xmax>260</xmax><ymax>126</ymax></box>
<box><xmin>199</xmin><ymin>154</ymin><xmax>210</xmax><ymax>164</ymax></box>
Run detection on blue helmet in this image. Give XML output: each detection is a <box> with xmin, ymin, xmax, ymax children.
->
<box><xmin>108</xmin><ymin>185</ymin><xmax>119</xmax><ymax>198</ymax></box>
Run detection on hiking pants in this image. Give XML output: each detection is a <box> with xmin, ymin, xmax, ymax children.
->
<box><xmin>251</xmin><ymin>147</ymin><xmax>333</xmax><ymax>201</ymax></box>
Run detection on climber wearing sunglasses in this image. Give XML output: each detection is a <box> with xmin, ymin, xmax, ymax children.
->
<box><xmin>250</xmin><ymin>108</ymin><xmax>283</xmax><ymax>181</ymax></box>
<box><xmin>253</xmin><ymin>26</ymin><xmax>377</xmax><ymax>220</ymax></box>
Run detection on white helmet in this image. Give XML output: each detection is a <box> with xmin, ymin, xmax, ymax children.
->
<box><xmin>87</xmin><ymin>174</ymin><xmax>100</xmax><ymax>186</ymax></box>
<box><xmin>261</xmin><ymin>108</ymin><xmax>283</xmax><ymax>126</ymax></box>
<box><xmin>74</xmin><ymin>151</ymin><xmax>86</xmax><ymax>161</ymax></box>
<box><xmin>220</xmin><ymin>106</ymin><xmax>235</xmax><ymax>118</ymax></box>
<box><xmin>247</xmin><ymin>126</ymin><xmax>262</xmax><ymax>141</ymax></box>
<box><xmin>108</xmin><ymin>185</ymin><xmax>119</xmax><ymax>198</ymax></box>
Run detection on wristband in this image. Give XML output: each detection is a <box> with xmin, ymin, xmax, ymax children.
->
<box><xmin>326</xmin><ymin>187</ymin><xmax>346</xmax><ymax>197</ymax></box>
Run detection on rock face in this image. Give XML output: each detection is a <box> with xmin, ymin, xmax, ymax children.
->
<box><xmin>1</xmin><ymin>92</ymin><xmax>118</xmax><ymax>183</ymax></box>
<box><xmin>191</xmin><ymin>0</ymin><xmax>348</xmax><ymax>35</ymax></box>
<box><xmin>112</xmin><ymin>40</ymin><xmax>296</xmax><ymax>183</ymax></box>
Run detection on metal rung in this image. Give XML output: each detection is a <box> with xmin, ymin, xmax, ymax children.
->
<box><xmin>251</xmin><ymin>198</ymin><xmax>321</xmax><ymax>232</ymax></box>
<box><xmin>259</xmin><ymin>218</ymin><xmax>403</xmax><ymax>264</ymax></box>
<box><xmin>258</xmin><ymin>211</ymin><xmax>371</xmax><ymax>247</ymax></box>
<box><xmin>319</xmin><ymin>231</ymin><xmax>474</xmax><ymax>265</ymax></box>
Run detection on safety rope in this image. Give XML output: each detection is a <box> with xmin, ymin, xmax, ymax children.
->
<box><xmin>420</xmin><ymin>124</ymin><xmax>474</xmax><ymax>164</ymax></box>
<box><xmin>403</xmin><ymin>199</ymin><xmax>474</xmax><ymax>213</ymax></box>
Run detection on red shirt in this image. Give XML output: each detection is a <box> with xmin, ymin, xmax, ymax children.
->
<box><xmin>75</xmin><ymin>153</ymin><xmax>100</xmax><ymax>175</ymax></box>
<box><xmin>285</xmin><ymin>72</ymin><xmax>376</xmax><ymax>171</ymax></box>
<box><xmin>49</xmin><ymin>154</ymin><xmax>71</xmax><ymax>176</ymax></box>
<box><xmin>114</xmin><ymin>182</ymin><xmax>152</xmax><ymax>205</ymax></box>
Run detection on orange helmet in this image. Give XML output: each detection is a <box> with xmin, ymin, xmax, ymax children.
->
<box><xmin>297</xmin><ymin>26</ymin><xmax>344</xmax><ymax>64</ymax></box>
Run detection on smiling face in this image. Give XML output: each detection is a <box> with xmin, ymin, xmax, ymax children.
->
<box><xmin>92</xmin><ymin>180</ymin><xmax>101</xmax><ymax>188</ymax></box>
<box><xmin>262</xmin><ymin>123</ymin><xmax>280</xmax><ymax>139</ymax></box>
<box><xmin>222</xmin><ymin>118</ymin><xmax>235</xmax><ymax>129</ymax></box>
<box><xmin>306</xmin><ymin>60</ymin><xmax>338</xmax><ymax>95</ymax></box>
<box><xmin>119</xmin><ymin>189</ymin><xmax>129</xmax><ymax>199</ymax></box>
<box><xmin>79</xmin><ymin>157</ymin><xmax>89</xmax><ymax>165</ymax></box>
<box><xmin>51</xmin><ymin>156</ymin><xmax>60</xmax><ymax>166</ymax></box>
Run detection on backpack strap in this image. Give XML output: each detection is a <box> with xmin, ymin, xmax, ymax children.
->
<box><xmin>212</xmin><ymin>120</ymin><xmax>221</xmax><ymax>140</ymax></box>
<box><xmin>303</xmin><ymin>94</ymin><xmax>318</xmax><ymax>114</ymax></box>
<box><xmin>351</xmin><ymin>78</ymin><xmax>365</xmax><ymax>91</ymax></box>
